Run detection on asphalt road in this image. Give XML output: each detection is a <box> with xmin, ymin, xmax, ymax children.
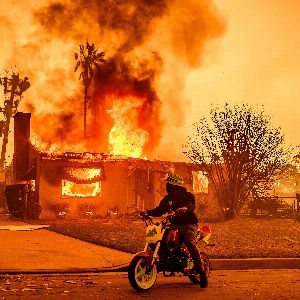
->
<box><xmin>0</xmin><ymin>269</ymin><xmax>299</xmax><ymax>299</ymax></box>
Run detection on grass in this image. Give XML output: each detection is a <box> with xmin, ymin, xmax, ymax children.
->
<box><xmin>47</xmin><ymin>217</ymin><xmax>300</xmax><ymax>258</ymax></box>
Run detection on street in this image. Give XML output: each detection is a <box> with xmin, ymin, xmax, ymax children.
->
<box><xmin>0</xmin><ymin>269</ymin><xmax>299</xmax><ymax>299</ymax></box>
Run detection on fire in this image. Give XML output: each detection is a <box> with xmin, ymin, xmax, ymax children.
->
<box><xmin>62</xmin><ymin>167</ymin><xmax>101</xmax><ymax>197</ymax></box>
<box><xmin>1</xmin><ymin>1</ymin><xmax>225</xmax><ymax>163</ymax></box>
<box><xmin>31</xmin><ymin>93</ymin><xmax>150</xmax><ymax>159</ymax></box>
<box><xmin>192</xmin><ymin>171</ymin><xmax>209</xmax><ymax>194</ymax></box>
<box><xmin>65</xmin><ymin>167</ymin><xmax>101</xmax><ymax>179</ymax></box>
<box><xmin>30</xmin><ymin>134</ymin><xmax>86</xmax><ymax>154</ymax></box>
<box><xmin>62</xmin><ymin>181</ymin><xmax>101</xmax><ymax>197</ymax></box>
<box><xmin>107</xmin><ymin>95</ymin><xmax>149</xmax><ymax>158</ymax></box>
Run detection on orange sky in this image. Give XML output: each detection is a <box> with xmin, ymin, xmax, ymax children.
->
<box><xmin>0</xmin><ymin>0</ymin><xmax>299</xmax><ymax>163</ymax></box>
<box><xmin>176</xmin><ymin>0</ymin><xmax>300</xmax><ymax>160</ymax></box>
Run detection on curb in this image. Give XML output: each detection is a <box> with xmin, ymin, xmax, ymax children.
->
<box><xmin>0</xmin><ymin>267</ymin><xmax>129</xmax><ymax>275</ymax></box>
<box><xmin>210</xmin><ymin>258</ymin><xmax>300</xmax><ymax>270</ymax></box>
<box><xmin>0</xmin><ymin>258</ymin><xmax>299</xmax><ymax>275</ymax></box>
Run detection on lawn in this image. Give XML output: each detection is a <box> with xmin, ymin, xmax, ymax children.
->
<box><xmin>48</xmin><ymin>217</ymin><xmax>300</xmax><ymax>258</ymax></box>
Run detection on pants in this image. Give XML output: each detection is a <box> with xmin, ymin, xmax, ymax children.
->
<box><xmin>176</xmin><ymin>224</ymin><xmax>202</xmax><ymax>273</ymax></box>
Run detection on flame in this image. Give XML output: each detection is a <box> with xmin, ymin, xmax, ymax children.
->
<box><xmin>62</xmin><ymin>181</ymin><xmax>101</xmax><ymax>197</ymax></box>
<box><xmin>62</xmin><ymin>168</ymin><xmax>101</xmax><ymax>197</ymax></box>
<box><xmin>192</xmin><ymin>171</ymin><xmax>209</xmax><ymax>194</ymax></box>
<box><xmin>30</xmin><ymin>94</ymin><xmax>151</xmax><ymax>159</ymax></box>
<box><xmin>107</xmin><ymin>95</ymin><xmax>149</xmax><ymax>158</ymax></box>
<box><xmin>30</xmin><ymin>133</ymin><xmax>89</xmax><ymax>154</ymax></box>
<box><xmin>66</xmin><ymin>167</ymin><xmax>101</xmax><ymax>179</ymax></box>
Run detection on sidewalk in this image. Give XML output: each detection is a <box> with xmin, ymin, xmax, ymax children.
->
<box><xmin>0</xmin><ymin>214</ymin><xmax>299</xmax><ymax>274</ymax></box>
<box><xmin>0</xmin><ymin>214</ymin><xmax>133</xmax><ymax>274</ymax></box>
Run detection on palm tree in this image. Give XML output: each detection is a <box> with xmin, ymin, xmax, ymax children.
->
<box><xmin>75</xmin><ymin>42</ymin><xmax>105</xmax><ymax>138</ymax></box>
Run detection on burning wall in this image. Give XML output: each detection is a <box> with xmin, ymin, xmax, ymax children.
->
<box><xmin>1</xmin><ymin>0</ymin><xmax>225</xmax><ymax>161</ymax></box>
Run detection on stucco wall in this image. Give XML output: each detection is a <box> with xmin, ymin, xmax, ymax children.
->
<box><xmin>38</xmin><ymin>158</ymin><xmax>129</xmax><ymax>219</ymax></box>
<box><xmin>102</xmin><ymin>161</ymin><xmax>128</xmax><ymax>212</ymax></box>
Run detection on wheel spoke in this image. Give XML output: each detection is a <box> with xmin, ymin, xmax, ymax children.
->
<box><xmin>137</xmin><ymin>268</ymin><xmax>145</xmax><ymax>277</ymax></box>
<box><xmin>136</xmin><ymin>264</ymin><xmax>146</xmax><ymax>278</ymax></box>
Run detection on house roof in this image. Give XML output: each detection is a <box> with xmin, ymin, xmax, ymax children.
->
<box><xmin>35</xmin><ymin>150</ymin><xmax>206</xmax><ymax>173</ymax></box>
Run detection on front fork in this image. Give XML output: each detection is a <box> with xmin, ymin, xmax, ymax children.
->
<box><xmin>143</xmin><ymin>241</ymin><xmax>162</xmax><ymax>267</ymax></box>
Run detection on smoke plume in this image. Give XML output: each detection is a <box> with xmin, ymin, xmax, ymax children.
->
<box><xmin>1</xmin><ymin>0</ymin><xmax>225</xmax><ymax>159</ymax></box>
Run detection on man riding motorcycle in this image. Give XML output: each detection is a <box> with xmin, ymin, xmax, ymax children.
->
<box><xmin>142</xmin><ymin>173</ymin><xmax>206</xmax><ymax>286</ymax></box>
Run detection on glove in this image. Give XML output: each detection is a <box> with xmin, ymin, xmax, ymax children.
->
<box><xmin>139</xmin><ymin>210</ymin><xmax>149</xmax><ymax>217</ymax></box>
<box><xmin>176</xmin><ymin>207</ymin><xmax>188</xmax><ymax>214</ymax></box>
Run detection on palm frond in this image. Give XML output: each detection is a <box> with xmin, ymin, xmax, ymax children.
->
<box><xmin>74</xmin><ymin>61</ymin><xmax>81</xmax><ymax>73</ymax></box>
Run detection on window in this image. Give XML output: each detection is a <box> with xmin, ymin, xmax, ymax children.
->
<box><xmin>192</xmin><ymin>171</ymin><xmax>208</xmax><ymax>194</ymax></box>
<box><xmin>62</xmin><ymin>180</ymin><xmax>101</xmax><ymax>197</ymax></box>
<box><xmin>61</xmin><ymin>167</ymin><xmax>102</xmax><ymax>197</ymax></box>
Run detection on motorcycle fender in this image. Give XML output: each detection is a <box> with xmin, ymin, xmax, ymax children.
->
<box><xmin>134</xmin><ymin>250</ymin><xmax>153</xmax><ymax>268</ymax></box>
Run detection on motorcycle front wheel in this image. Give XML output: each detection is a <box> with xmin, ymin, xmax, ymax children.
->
<box><xmin>128</xmin><ymin>256</ymin><xmax>158</xmax><ymax>291</ymax></box>
<box><xmin>188</xmin><ymin>252</ymin><xmax>210</xmax><ymax>288</ymax></box>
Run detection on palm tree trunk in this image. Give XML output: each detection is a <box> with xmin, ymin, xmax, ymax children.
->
<box><xmin>84</xmin><ymin>86</ymin><xmax>88</xmax><ymax>139</ymax></box>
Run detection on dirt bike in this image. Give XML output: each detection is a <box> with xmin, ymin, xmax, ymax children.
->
<box><xmin>128</xmin><ymin>211</ymin><xmax>215</xmax><ymax>291</ymax></box>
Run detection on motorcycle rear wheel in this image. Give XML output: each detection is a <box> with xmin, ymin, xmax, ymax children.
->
<box><xmin>188</xmin><ymin>252</ymin><xmax>210</xmax><ymax>287</ymax></box>
<box><xmin>128</xmin><ymin>256</ymin><xmax>157</xmax><ymax>291</ymax></box>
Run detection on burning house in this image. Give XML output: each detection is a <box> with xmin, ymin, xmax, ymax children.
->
<box><xmin>1</xmin><ymin>1</ymin><xmax>226</xmax><ymax>220</ymax></box>
<box><xmin>4</xmin><ymin>112</ymin><xmax>221</xmax><ymax>220</ymax></box>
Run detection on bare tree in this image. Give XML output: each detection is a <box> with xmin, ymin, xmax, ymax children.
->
<box><xmin>0</xmin><ymin>71</ymin><xmax>30</xmax><ymax>171</ymax></box>
<box><xmin>183</xmin><ymin>103</ymin><xmax>291</xmax><ymax>219</ymax></box>
<box><xmin>75</xmin><ymin>42</ymin><xmax>105</xmax><ymax>138</ymax></box>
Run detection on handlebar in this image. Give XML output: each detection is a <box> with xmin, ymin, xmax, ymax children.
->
<box><xmin>139</xmin><ymin>211</ymin><xmax>175</xmax><ymax>226</ymax></box>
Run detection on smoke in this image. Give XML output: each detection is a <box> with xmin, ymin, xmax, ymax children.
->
<box><xmin>35</xmin><ymin>0</ymin><xmax>170</xmax><ymax>49</ymax></box>
<box><xmin>1</xmin><ymin>0</ymin><xmax>225</xmax><ymax>159</ymax></box>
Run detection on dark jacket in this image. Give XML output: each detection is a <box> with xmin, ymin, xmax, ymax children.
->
<box><xmin>147</xmin><ymin>186</ymin><xmax>198</xmax><ymax>225</ymax></box>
